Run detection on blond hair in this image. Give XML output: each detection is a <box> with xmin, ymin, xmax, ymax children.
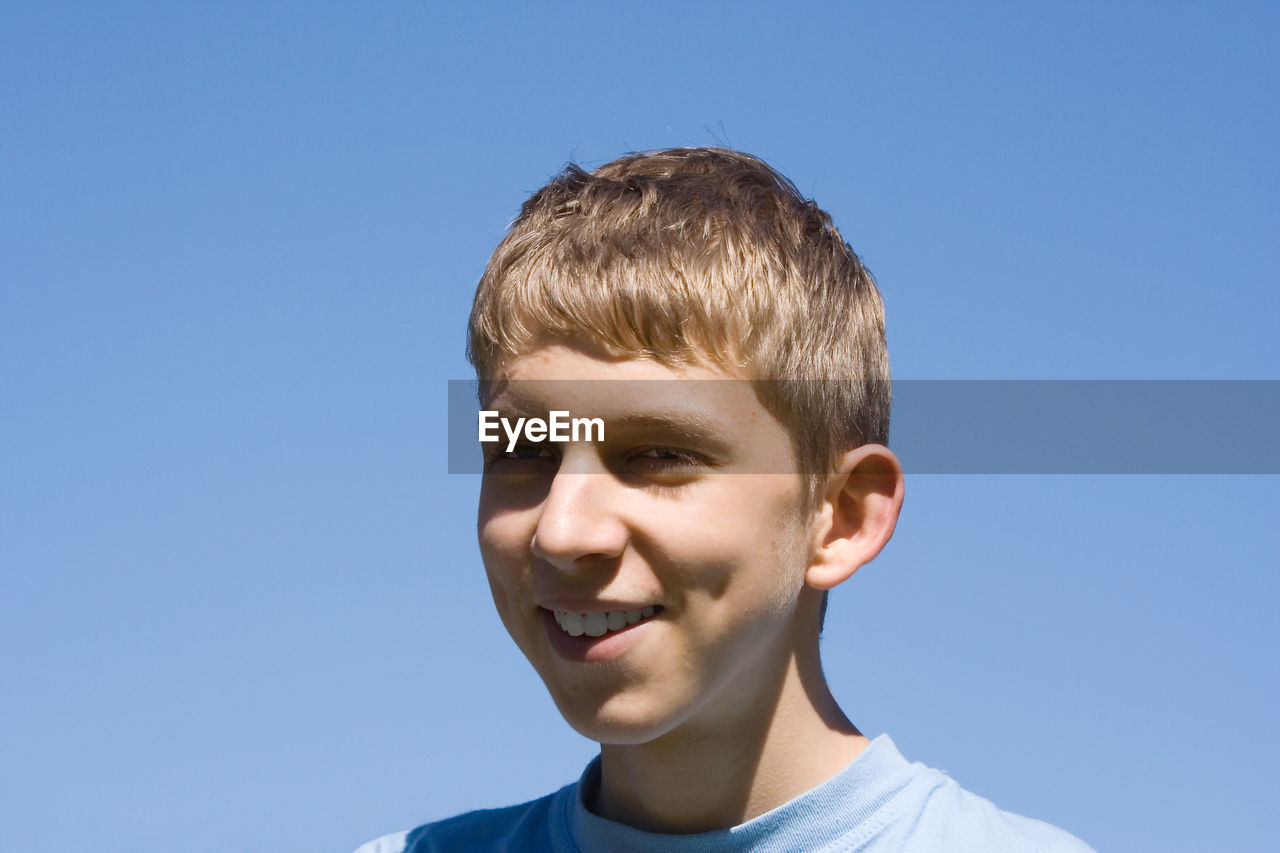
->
<box><xmin>468</xmin><ymin>147</ymin><xmax>890</xmax><ymax>484</ymax></box>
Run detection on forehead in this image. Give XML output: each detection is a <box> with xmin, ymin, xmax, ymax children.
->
<box><xmin>491</xmin><ymin>343</ymin><xmax>737</xmax><ymax>419</ymax></box>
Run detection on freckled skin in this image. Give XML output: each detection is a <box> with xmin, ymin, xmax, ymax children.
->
<box><xmin>478</xmin><ymin>343</ymin><xmax>817</xmax><ymax>745</ymax></box>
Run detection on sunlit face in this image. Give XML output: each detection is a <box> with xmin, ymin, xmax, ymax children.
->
<box><xmin>477</xmin><ymin>342</ymin><xmax>820</xmax><ymax>744</ymax></box>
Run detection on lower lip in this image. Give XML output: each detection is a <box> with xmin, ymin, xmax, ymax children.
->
<box><xmin>542</xmin><ymin>608</ymin><xmax>658</xmax><ymax>663</ymax></box>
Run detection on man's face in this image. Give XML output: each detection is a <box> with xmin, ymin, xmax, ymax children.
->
<box><xmin>477</xmin><ymin>342</ymin><xmax>819</xmax><ymax>744</ymax></box>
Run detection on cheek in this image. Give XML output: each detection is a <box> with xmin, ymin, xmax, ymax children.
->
<box><xmin>477</xmin><ymin>500</ymin><xmax>533</xmax><ymax>568</ymax></box>
<box><xmin>643</xmin><ymin>503</ymin><xmax>808</xmax><ymax>620</ymax></box>
<box><xmin>477</xmin><ymin>511</ymin><xmax>537</xmax><ymax>627</ymax></box>
<box><xmin>727</xmin><ymin>499</ymin><xmax>813</xmax><ymax>617</ymax></box>
<box><xmin>480</xmin><ymin>552</ymin><xmax>539</xmax><ymax>657</ymax></box>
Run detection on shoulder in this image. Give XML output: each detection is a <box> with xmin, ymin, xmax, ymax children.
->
<box><xmin>352</xmin><ymin>830</ymin><xmax>409</xmax><ymax>853</ymax></box>
<box><xmin>877</xmin><ymin>764</ymin><xmax>1094</xmax><ymax>853</ymax></box>
<box><xmin>352</xmin><ymin>785</ymin><xmax>574</xmax><ymax>853</ymax></box>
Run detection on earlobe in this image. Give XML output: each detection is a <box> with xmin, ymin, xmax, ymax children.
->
<box><xmin>805</xmin><ymin>445</ymin><xmax>905</xmax><ymax>591</ymax></box>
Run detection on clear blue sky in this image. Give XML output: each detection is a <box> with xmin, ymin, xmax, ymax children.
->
<box><xmin>2</xmin><ymin>3</ymin><xmax>1276</xmax><ymax>851</ymax></box>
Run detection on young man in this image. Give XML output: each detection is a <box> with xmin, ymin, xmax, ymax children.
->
<box><xmin>359</xmin><ymin>148</ymin><xmax>1092</xmax><ymax>852</ymax></box>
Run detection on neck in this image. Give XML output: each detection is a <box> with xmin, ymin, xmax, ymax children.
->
<box><xmin>593</xmin><ymin>634</ymin><xmax>867</xmax><ymax>833</ymax></box>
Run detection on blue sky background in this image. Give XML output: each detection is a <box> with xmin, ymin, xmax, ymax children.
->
<box><xmin>2</xmin><ymin>3</ymin><xmax>1276</xmax><ymax>851</ymax></box>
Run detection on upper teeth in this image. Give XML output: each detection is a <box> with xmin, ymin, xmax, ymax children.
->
<box><xmin>555</xmin><ymin>606</ymin><xmax>656</xmax><ymax>637</ymax></box>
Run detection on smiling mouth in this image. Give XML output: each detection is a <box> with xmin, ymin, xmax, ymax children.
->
<box><xmin>552</xmin><ymin>606</ymin><xmax>662</xmax><ymax>637</ymax></box>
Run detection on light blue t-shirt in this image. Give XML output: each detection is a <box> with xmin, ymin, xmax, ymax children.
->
<box><xmin>356</xmin><ymin>735</ymin><xmax>1093</xmax><ymax>852</ymax></box>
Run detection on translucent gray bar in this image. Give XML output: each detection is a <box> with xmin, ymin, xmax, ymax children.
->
<box><xmin>447</xmin><ymin>380</ymin><xmax>1280</xmax><ymax>474</ymax></box>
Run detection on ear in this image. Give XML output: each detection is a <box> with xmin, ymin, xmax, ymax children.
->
<box><xmin>806</xmin><ymin>445</ymin><xmax>905</xmax><ymax>591</ymax></box>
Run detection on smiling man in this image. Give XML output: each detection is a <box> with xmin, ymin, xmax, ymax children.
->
<box><xmin>357</xmin><ymin>148</ymin><xmax>1092</xmax><ymax>852</ymax></box>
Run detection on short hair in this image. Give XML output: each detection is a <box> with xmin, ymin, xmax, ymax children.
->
<box><xmin>468</xmin><ymin>147</ymin><xmax>890</xmax><ymax>490</ymax></box>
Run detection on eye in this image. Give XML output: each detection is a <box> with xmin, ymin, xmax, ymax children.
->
<box><xmin>635</xmin><ymin>447</ymin><xmax>694</xmax><ymax>463</ymax></box>
<box><xmin>484</xmin><ymin>443</ymin><xmax>557</xmax><ymax>467</ymax></box>
<box><xmin>626</xmin><ymin>447</ymin><xmax>707</xmax><ymax>477</ymax></box>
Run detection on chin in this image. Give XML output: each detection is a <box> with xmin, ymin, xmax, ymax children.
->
<box><xmin>563</xmin><ymin>714</ymin><xmax>674</xmax><ymax>746</ymax></box>
<box><xmin>550</xmin><ymin>690</ymin><xmax>685</xmax><ymax>746</ymax></box>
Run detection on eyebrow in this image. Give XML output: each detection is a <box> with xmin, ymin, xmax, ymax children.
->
<box><xmin>483</xmin><ymin>403</ymin><xmax>735</xmax><ymax>451</ymax></box>
<box><xmin>483</xmin><ymin>403</ymin><xmax>546</xmax><ymax>422</ymax></box>
<box><xmin>599</xmin><ymin>412</ymin><xmax>735</xmax><ymax>455</ymax></box>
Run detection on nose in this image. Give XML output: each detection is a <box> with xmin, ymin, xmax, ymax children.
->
<box><xmin>531</xmin><ymin>464</ymin><xmax>628</xmax><ymax>573</ymax></box>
